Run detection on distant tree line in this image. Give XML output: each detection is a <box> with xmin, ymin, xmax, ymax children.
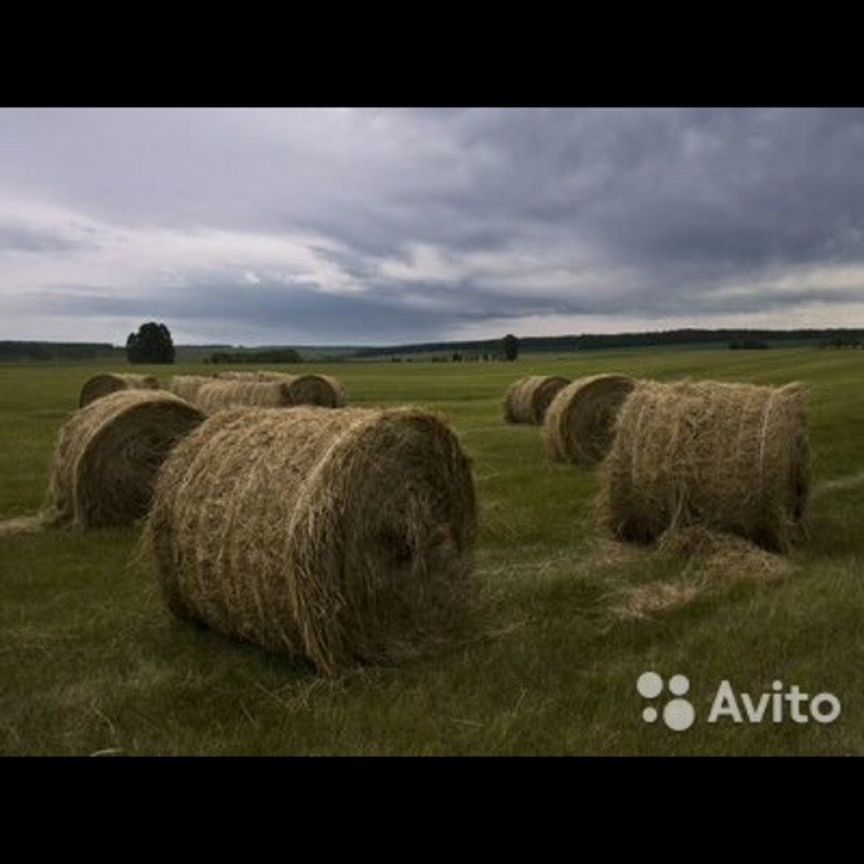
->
<box><xmin>351</xmin><ymin>328</ymin><xmax>864</xmax><ymax>359</ymax></box>
<box><xmin>0</xmin><ymin>342</ymin><xmax>116</xmax><ymax>362</ymax></box>
<box><xmin>729</xmin><ymin>339</ymin><xmax>769</xmax><ymax>350</ymax></box>
<box><xmin>817</xmin><ymin>334</ymin><xmax>863</xmax><ymax>348</ymax></box>
<box><xmin>209</xmin><ymin>348</ymin><xmax>302</xmax><ymax>364</ymax></box>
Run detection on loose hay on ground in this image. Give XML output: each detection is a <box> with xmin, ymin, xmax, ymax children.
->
<box><xmin>609</xmin><ymin>578</ymin><xmax>708</xmax><ymax>621</ymax></box>
<box><xmin>503</xmin><ymin>376</ymin><xmax>570</xmax><ymax>424</ymax></box>
<box><xmin>145</xmin><ymin>406</ymin><xmax>477</xmax><ymax>675</ymax></box>
<box><xmin>543</xmin><ymin>374</ymin><xmax>637</xmax><ymax>466</ymax></box>
<box><xmin>607</xmin><ymin>527</ymin><xmax>792</xmax><ymax>621</ymax></box>
<box><xmin>79</xmin><ymin>373</ymin><xmax>160</xmax><ymax>407</ymax></box>
<box><xmin>1</xmin><ymin>390</ymin><xmax>205</xmax><ymax>533</ymax></box>
<box><xmin>600</xmin><ymin>379</ymin><xmax>810</xmax><ymax>552</ymax></box>
<box><xmin>656</xmin><ymin>526</ymin><xmax>793</xmax><ymax>582</ymax></box>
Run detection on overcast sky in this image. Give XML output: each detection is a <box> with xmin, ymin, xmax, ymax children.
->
<box><xmin>2</xmin><ymin>107</ymin><xmax>864</xmax><ymax>345</ymax></box>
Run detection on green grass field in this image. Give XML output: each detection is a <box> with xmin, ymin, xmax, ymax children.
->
<box><xmin>2</xmin><ymin>348</ymin><xmax>863</xmax><ymax>755</ymax></box>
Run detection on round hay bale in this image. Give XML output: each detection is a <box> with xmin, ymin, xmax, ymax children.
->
<box><xmin>600</xmin><ymin>380</ymin><xmax>810</xmax><ymax>553</ymax></box>
<box><xmin>312</xmin><ymin>374</ymin><xmax>347</xmax><ymax>407</ymax></box>
<box><xmin>504</xmin><ymin>376</ymin><xmax>570</xmax><ymax>424</ymax></box>
<box><xmin>195</xmin><ymin>375</ymin><xmax>345</xmax><ymax>412</ymax></box>
<box><xmin>44</xmin><ymin>390</ymin><xmax>205</xmax><ymax>529</ymax></box>
<box><xmin>195</xmin><ymin>380</ymin><xmax>294</xmax><ymax>412</ymax></box>
<box><xmin>146</xmin><ymin>406</ymin><xmax>477</xmax><ymax>674</ymax></box>
<box><xmin>288</xmin><ymin>374</ymin><xmax>346</xmax><ymax>407</ymax></box>
<box><xmin>170</xmin><ymin>375</ymin><xmax>212</xmax><ymax>403</ymax></box>
<box><xmin>212</xmin><ymin>369</ymin><xmax>293</xmax><ymax>381</ymax></box>
<box><xmin>79</xmin><ymin>373</ymin><xmax>160</xmax><ymax>407</ymax></box>
<box><xmin>543</xmin><ymin>374</ymin><xmax>637</xmax><ymax>466</ymax></box>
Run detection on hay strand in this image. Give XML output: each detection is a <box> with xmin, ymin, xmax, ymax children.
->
<box><xmin>504</xmin><ymin>376</ymin><xmax>570</xmax><ymax>424</ymax></box>
<box><xmin>146</xmin><ymin>406</ymin><xmax>477</xmax><ymax>675</ymax></box>
<box><xmin>79</xmin><ymin>373</ymin><xmax>160</xmax><ymax>407</ymax></box>
<box><xmin>543</xmin><ymin>374</ymin><xmax>637</xmax><ymax>465</ymax></box>
<box><xmin>600</xmin><ymin>380</ymin><xmax>810</xmax><ymax>552</ymax></box>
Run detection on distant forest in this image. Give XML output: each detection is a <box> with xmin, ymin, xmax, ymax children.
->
<box><xmin>2</xmin><ymin>328</ymin><xmax>863</xmax><ymax>363</ymax></box>
<box><xmin>0</xmin><ymin>341</ymin><xmax>118</xmax><ymax>362</ymax></box>
<box><xmin>352</xmin><ymin>328</ymin><xmax>864</xmax><ymax>358</ymax></box>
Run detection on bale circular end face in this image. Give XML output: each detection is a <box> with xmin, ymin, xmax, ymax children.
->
<box><xmin>147</xmin><ymin>406</ymin><xmax>477</xmax><ymax>675</ymax></box>
<box><xmin>287</xmin><ymin>374</ymin><xmax>346</xmax><ymax>407</ymax></box>
<box><xmin>543</xmin><ymin>374</ymin><xmax>637</xmax><ymax>466</ymax></box>
<box><xmin>504</xmin><ymin>376</ymin><xmax>570</xmax><ymax>424</ymax></box>
<box><xmin>48</xmin><ymin>390</ymin><xmax>206</xmax><ymax>529</ymax></box>
<box><xmin>599</xmin><ymin>380</ymin><xmax>810</xmax><ymax>553</ymax></box>
<box><xmin>79</xmin><ymin>373</ymin><xmax>160</xmax><ymax>407</ymax></box>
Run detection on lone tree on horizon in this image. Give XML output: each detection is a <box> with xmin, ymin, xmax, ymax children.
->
<box><xmin>503</xmin><ymin>333</ymin><xmax>519</xmax><ymax>361</ymax></box>
<box><xmin>126</xmin><ymin>322</ymin><xmax>175</xmax><ymax>364</ymax></box>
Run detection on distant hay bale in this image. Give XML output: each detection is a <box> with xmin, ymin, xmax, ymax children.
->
<box><xmin>195</xmin><ymin>380</ymin><xmax>287</xmax><ymax>412</ymax></box>
<box><xmin>79</xmin><ymin>373</ymin><xmax>160</xmax><ymax>407</ymax></box>
<box><xmin>600</xmin><ymin>380</ymin><xmax>810</xmax><ymax>552</ymax></box>
<box><xmin>543</xmin><ymin>374</ymin><xmax>637</xmax><ymax>466</ymax></box>
<box><xmin>170</xmin><ymin>375</ymin><xmax>211</xmax><ymax>403</ymax></box>
<box><xmin>212</xmin><ymin>369</ymin><xmax>294</xmax><ymax>381</ymax></box>
<box><xmin>504</xmin><ymin>376</ymin><xmax>570</xmax><ymax>424</ymax></box>
<box><xmin>146</xmin><ymin>406</ymin><xmax>477</xmax><ymax>675</ymax></box>
<box><xmin>195</xmin><ymin>375</ymin><xmax>346</xmax><ymax>412</ymax></box>
<box><xmin>40</xmin><ymin>390</ymin><xmax>205</xmax><ymax>530</ymax></box>
<box><xmin>313</xmin><ymin>374</ymin><xmax>347</xmax><ymax>407</ymax></box>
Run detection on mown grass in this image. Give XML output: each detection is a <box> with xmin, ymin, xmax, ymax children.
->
<box><xmin>1</xmin><ymin>348</ymin><xmax>863</xmax><ymax>755</ymax></box>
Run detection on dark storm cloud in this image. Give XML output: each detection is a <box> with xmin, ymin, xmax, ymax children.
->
<box><xmin>0</xmin><ymin>221</ymin><xmax>92</xmax><ymax>253</ymax></box>
<box><xmin>29</xmin><ymin>277</ymin><xmax>555</xmax><ymax>344</ymax></box>
<box><xmin>3</xmin><ymin>107</ymin><xmax>864</xmax><ymax>343</ymax></box>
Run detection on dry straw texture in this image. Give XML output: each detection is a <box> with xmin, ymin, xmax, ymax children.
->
<box><xmin>1</xmin><ymin>390</ymin><xmax>204</xmax><ymax>534</ymax></box>
<box><xmin>656</xmin><ymin>526</ymin><xmax>792</xmax><ymax>582</ymax></box>
<box><xmin>609</xmin><ymin>527</ymin><xmax>792</xmax><ymax>621</ymax></box>
<box><xmin>79</xmin><ymin>373</ymin><xmax>160</xmax><ymax>407</ymax></box>
<box><xmin>212</xmin><ymin>370</ymin><xmax>294</xmax><ymax>381</ymax></box>
<box><xmin>504</xmin><ymin>376</ymin><xmax>570</xmax><ymax>424</ymax></box>
<box><xmin>147</xmin><ymin>406</ymin><xmax>477</xmax><ymax>675</ymax></box>
<box><xmin>543</xmin><ymin>374</ymin><xmax>637</xmax><ymax>466</ymax></box>
<box><xmin>194</xmin><ymin>375</ymin><xmax>345</xmax><ymax>412</ymax></box>
<box><xmin>170</xmin><ymin>375</ymin><xmax>212</xmax><ymax>403</ymax></box>
<box><xmin>600</xmin><ymin>380</ymin><xmax>810</xmax><ymax>552</ymax></box>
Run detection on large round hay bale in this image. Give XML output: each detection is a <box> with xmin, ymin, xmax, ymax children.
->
<box><xmin>147</xmin><ymin>406</ymin><xmax>477</xmax><ymax>674</ymax></box>
<box><xmin>44</xmin><ymin>390</ymin><xmax>205</xmax><ymax>529</ymax></box>
<box><xmin>543</xmin><ymin>374</ymin><xmax>637</xmax><ymax>466</ymax></box>
<box><xmin>79</xmin><ymin>373</ymin><xmax>160</xmax><ymax>407</ymax></box>
<box><xmin>504</xmin><ymin>376</ymin><xmax>570</xmax><ymax>424</ymax></box>
<box><xmin>195</xmin><ymin>375</ymin><xmax>345</xmax><ymax>412</ymax></box>
<box><xmin>600</xmin><ymin>380</ymin><xmax>810</xmax><ymax>552</ymax></box>
<box><xmin>170</xmin><ymin>375</ymin><xmax>211</xmax><ymax>402</ymax></box>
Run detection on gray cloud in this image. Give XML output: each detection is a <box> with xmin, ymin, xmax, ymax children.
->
<box><xmin>3</xmin><ymin>108</ymin><xmax>864</xmax><ymax>344</ymax></box>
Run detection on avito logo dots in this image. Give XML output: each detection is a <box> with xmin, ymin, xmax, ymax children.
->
<box><xmin>636</xmin><ymin>671</ymin><xmax>695</xmax><ymax>731</ymax></box>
